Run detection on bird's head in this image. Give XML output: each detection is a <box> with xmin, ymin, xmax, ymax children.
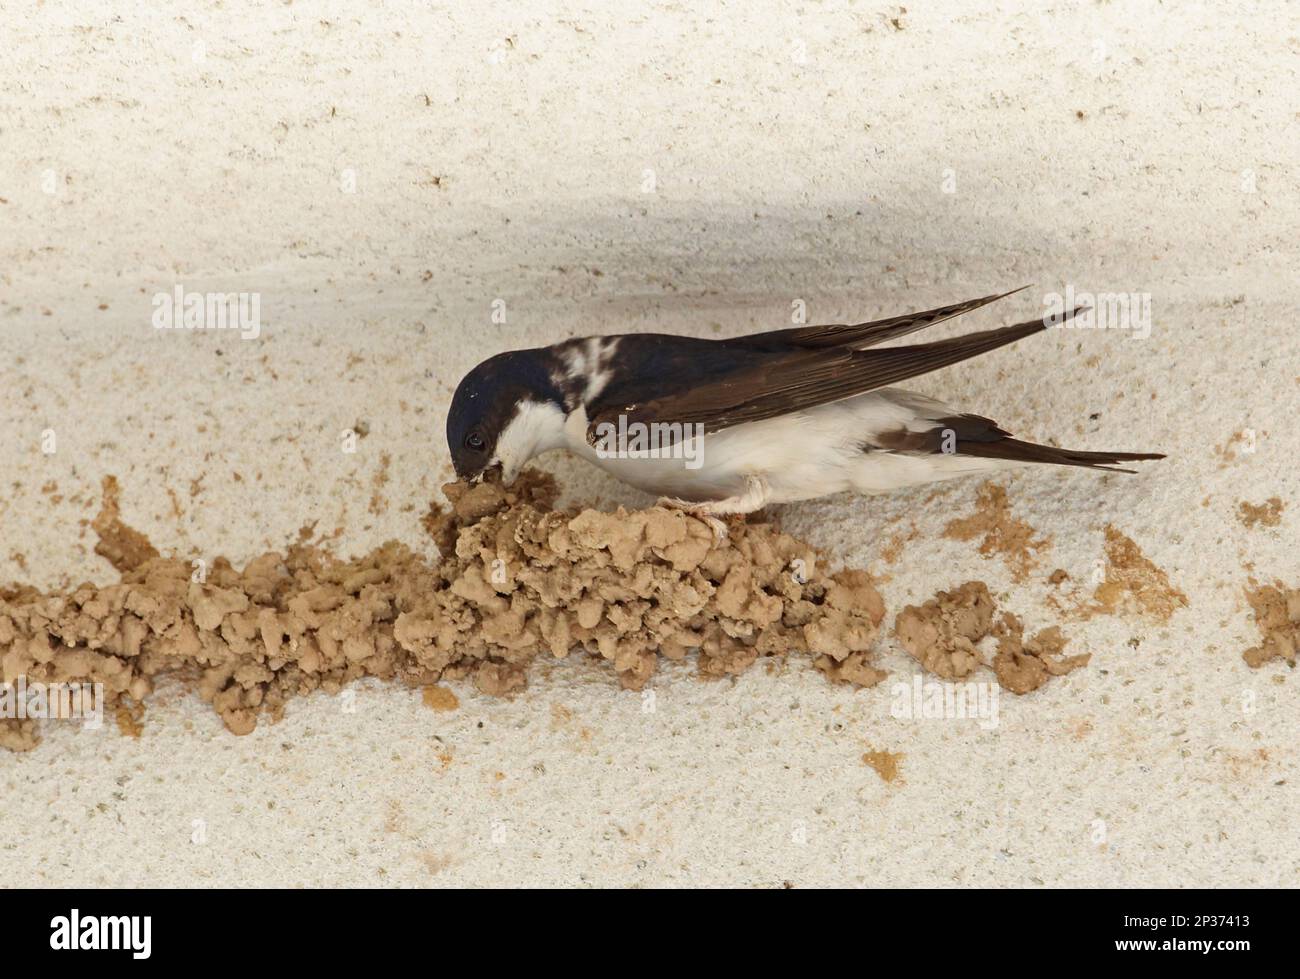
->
<box><xmin>446</xmin><ymin>348</ymin><xmax>567</xmax><ymax>485</ymax></box>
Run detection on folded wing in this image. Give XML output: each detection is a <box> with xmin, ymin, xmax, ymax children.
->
<box><xmin>728</xmin><ymin>286</ymin><xmax>1028</xmax><ymax>351</ymax></box>
<box><xmin>587</xmin><ymin>306</ymin><xmax>1082</xmax><ymax>442</ymax></box>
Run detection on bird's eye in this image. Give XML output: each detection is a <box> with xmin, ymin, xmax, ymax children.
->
<box><xmin>464</xmin><ymin>432</ymin><xmax>485</xmax><ymax>452</ymax></box>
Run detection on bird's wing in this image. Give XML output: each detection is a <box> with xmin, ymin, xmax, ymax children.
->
<box><xmin>728</xmin><ymin>286</ymin><xmax>1028</xmax><ymax>351</ymax></box>
<box><xmin>586</xmin><ymin>307</ymin><xmax>1081</xmax><ymax>442</ymax></box>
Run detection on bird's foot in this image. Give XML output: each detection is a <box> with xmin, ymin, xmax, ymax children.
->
<box><xmin>655</xmin><ymin>497</ymin><xmax>730</xmax><ymax>542</ymax></box>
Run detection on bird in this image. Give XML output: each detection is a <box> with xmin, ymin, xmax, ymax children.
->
<box><xmin>446</xmin><ymin>288</ymin><xmax>1163</xmax><ymax>536</ymax></box>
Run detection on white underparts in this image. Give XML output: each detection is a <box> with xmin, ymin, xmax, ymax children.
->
<box><xmin>556</xmin><ymin>388</ymin><xmax>1022</xmax><ymax>505</ymax></box>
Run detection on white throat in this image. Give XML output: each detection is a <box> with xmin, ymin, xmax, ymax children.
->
<box><xmin>495</xmin><ymin>399</ymin><xmax>568</xmax><ymax>476</ymax></box>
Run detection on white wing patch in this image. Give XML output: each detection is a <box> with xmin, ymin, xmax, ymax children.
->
<box><xmin>557</xmin><ymin>337</ymin><xmax>621</xmax><ymax>403</ymax></box>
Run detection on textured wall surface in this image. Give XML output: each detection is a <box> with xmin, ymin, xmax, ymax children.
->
<box><xmin>2</xmin><ymin>1</ymin><xmax>1297</xmax><ymax>886</ymax></box>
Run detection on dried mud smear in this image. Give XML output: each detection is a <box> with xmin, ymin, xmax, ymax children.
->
<box><xmin>862</xmin><ymin>748</ymin><xmax>903</xmax><ymax>784</ymax></box>
<box><xmin>942</xmin><ymin>482</ymin><xmax>1050</xmax><ymax>583</ymax></box>
<box><xmin>1039</xmin><ymin>525</ymin><xmax>1188</xmax><ymax>625</ymax></box>
<box><xmin>92</xmin><ymin>475</ymin><xmax>159</xmax><ymax>573</ymax></box>
<box><xmin>894</xmin><ymin>581</ymin><xmax>1091</xmax><ymax>694</ymax></box>
<box><xmin>1237</xmin><ymin>497</ymin><xmax>1285</xmax><ymax>529</ymax></box>
<box><xmin>421</xmin><ymin>685</ymin><xmax>460</xmax><ymax>712</ymax></box>
<box><xmin>0</xmin><ymin>471</ymin><xmax>887</xmax><ymax>750</ymax></box>
<box><xmin>1242</xmin><ymin>582</ymin><xmax>1300</xmax><ymax>669</ymax></box>
<box><xmin>1085</xmin><ymin>525</ymin><xmax>1188</xmax><ymax>622</ymax></box>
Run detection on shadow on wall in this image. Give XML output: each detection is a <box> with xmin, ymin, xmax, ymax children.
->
<box><xmin>416</xmin><ymin>195</ymin><xmax>1092</xmax><ymax>327</ymax></box>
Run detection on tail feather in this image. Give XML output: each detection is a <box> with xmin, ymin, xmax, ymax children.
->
<box><xmin>954</xmin><ymin>437</ymin><xmax>1165</xmax><ymax>474</ymax></box>
<box><xmin>877</xmin><ymin>410</ymin><xmax>1166</xmax><ymax>474</ymax></box>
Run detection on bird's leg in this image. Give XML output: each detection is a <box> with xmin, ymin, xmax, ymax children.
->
<box><xmin>656</xmin><ymin>476</ymin><xmax>770</xmax><ymax>541</ymax></box>
<box><xmin>654</xmin><ymin>501</ymin><xmax>730</xmax><ymax>541</ymax></box>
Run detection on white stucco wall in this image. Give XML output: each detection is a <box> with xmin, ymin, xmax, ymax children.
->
<box><xmin>2</xmin><ymin>1</ymin><xmax>1297</xmax><ymax>886</ymax></box>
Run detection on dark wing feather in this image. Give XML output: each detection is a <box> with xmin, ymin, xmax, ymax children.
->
<box><xmin>586</xmin><ymin>307</ymin><xmax>1081</xmax><ymax>442</ymax></box>
<box><xmin>729</xmin><ymin>286</ymin><xmax>1028</xmax><ymax>351</ymax></box>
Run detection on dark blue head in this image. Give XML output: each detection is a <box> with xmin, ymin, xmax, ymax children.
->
<box><xmin>446</xmin><ymin>348</ymin><xmax>567</xmax><ymax>482</ymax></box>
